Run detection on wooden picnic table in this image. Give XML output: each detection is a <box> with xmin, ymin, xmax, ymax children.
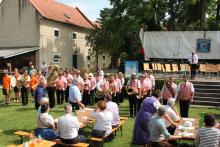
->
<box><xmin>174</xmin><ymin>118</ymin><xmax>198</xmax><ymax>140</ymax></box>
<box><xmin>16</xmin><ymin>139</ymin><xmax>56</xmax><ymax>147</ymax></box>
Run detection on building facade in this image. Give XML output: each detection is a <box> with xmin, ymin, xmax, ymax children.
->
<box><xmin>0</xmin><ymin>0</ymin><xmax>111</xmax><ymax>71</ymax></box>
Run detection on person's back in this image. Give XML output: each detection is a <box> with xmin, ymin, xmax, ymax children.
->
<box><xmin>105</xmin><ymin>94</ymin><xmax>120</xmax><ymax>128</ymax></box>
<box><xmin>93</xmin><ymin>110</ymin><xmax>113</xmax><ymax>135</ymax></box>
<box><xmin>197</xmin><ymin>127</ymin><xmax>220</xmax><ymax>147</ymax></box>
<box><xmin>195</xmin><ymin>113</ymin><xmax>220</xmax><ymax>147</ymax></box>
<box><xmin>58</xmin><ymin>114</ymin><xmax>79</xmax><ymax>140</ymax></box>
<box><xmin>149</xmin><ymin>115</ymin><xmax>170</xmax><ymax>142</ymax></box>
<box><xmin>92</xmin><ymin>101</ymin><xmax>113</xmax><ymax>137</ymax></box>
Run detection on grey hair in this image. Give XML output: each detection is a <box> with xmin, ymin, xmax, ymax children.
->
<box><xmin>73</xmin><ymin>78</ymin><xmax>80</xmax><ymax>85</ymax></box>
<box><xmin>64</xmin><ymin>104</ymin><xmax>72</xmax><ymax>113</ymax></box>
<box><xmin>158</xmin><ymin>106</ymin><xmax>166</xmax><ymax>116</ymax></box>
<box><xmin>167</xmin><ymin>98</ymin><xmax>175</xmax><ymax>107</ymax></box>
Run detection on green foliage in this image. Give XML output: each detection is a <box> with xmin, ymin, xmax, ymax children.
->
<box><xmin>86</xmin><ymin>0</ymin><xmax>220</xmax><ymax>64</ymax></box>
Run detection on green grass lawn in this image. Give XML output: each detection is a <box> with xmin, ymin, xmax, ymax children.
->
<box><xmin>0</xmin><ymin>91</ymin><xmax>219</xmax><ymax>147</ymax></box>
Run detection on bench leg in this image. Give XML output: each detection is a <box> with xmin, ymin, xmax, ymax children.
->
<box><xmin>120</xmin><ymin>126</ymin><xmax>123</xmax><ymax>137</ymax></box>
<box><xmin>19</xmin><ymin>136</ymin><xmax>23</xmax><ymax>144</ymax></box>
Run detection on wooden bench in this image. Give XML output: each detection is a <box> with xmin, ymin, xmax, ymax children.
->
<box><xmin>90</xmin><ymin>117</ymin><xmax>127</xmax><ymax>143</ymax></box>
<box><xmin>14</xmin><ymin>131</ymin><xmax>33</xmax><ymax>143</ymax></box>
<box><xmin>53</xmin><ymin>139</ymin><xmax>89</xmax><ymax>147</ymax></box>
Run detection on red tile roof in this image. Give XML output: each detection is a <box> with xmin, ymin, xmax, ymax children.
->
<box><xmin>29</xmin><ymin>0</ymin><xmax>94</xmax><ymax>29</ymax></box>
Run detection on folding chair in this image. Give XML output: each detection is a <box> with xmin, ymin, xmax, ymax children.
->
<box><xmin>165</xmin><ymin>64</ymin><xmax>171</xmax><ymax>74</ymax></box>
<box><xmin>210</xmin><ymin>64</ymin><xmax>219</xmax><ymax>77</ymax></box>
<box><xmin>199</xmin><ymin>64</ymin><xmax>207</xmax><ymax>77</ymax></box>
<box><xmin>143</xmin><ymin>63</ymin><xmax>151</xmax><ymax>71</ymax></box>
<box><xmin>156</xmin><ymin>63</ymin><xmax>163</xmax><ymax>73</ymax></box>
<box><xmin>152</xmin><ymin>63</ymin><xmax>157</xmax><ymax>73</ymax></box>
<box><xmin>172</xmin><ymin>64</ymin><xmax>179</xmax><ymax>72</ymax></box>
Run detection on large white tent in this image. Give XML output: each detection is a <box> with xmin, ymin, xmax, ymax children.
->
<box><xmin>141</xmin><ymin>31</ymin><xmax>220</xmax><ymax>60</ymax></box>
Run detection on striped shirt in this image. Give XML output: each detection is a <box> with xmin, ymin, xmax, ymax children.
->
<box><xmin>195</xmin><ymin>127</ymin><xmax>220</xmax><ymax>147</ymax></box>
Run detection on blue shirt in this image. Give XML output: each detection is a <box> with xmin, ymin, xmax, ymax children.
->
<box><xmin>35</xmin><ymin>85</ymin><xmax>46</xmax><ymax>102</ymax></box>
<box><xmin>149</xmin><ymin>115</ymin><xmax>171</xmax><ymax>142</ymax></box>
<box><xmin>69</xmin><ymin>84</ymin><xmax>82</xmax><ymax>102</ymax></box>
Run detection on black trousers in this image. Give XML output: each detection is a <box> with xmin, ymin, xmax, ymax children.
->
<box><xmin>179</xmin><ymin>100</ymin><xmax>191</xmax><ymax>118</ymax></box>
<box><xmin>61</xmin><ymin>135</ymin><xmax>87</xmax><ymax>144</ymax></box>
<box><xmin>112</xmin><ymin>92</ymin><xmax>120</xmax><ymax>105</ymax></box>
<box><xmin>163</xmin><ymin>99</ymin><xmax>168</xmax><ymax>105</ymax></box>
<box><xmin>56</xmin><ymin>89</ymin><xmax>64</xmax><ymax>104</ymax></box>
<box><xmin>21</xmin><ymin>86</ymin><xmax>29</xmax><ymax>105</ymax></box>
<box><xmin>82</xmin><ymin>90</ymin><xmax>90</xmax><ymax>106</ymax></box>
<box><xmin>90</xmin><ymin>89</ymin><xmax>95</xmax><ymax>105</ymax></box>
<box><xmin>69</xmin><ymin>101</ymin><xmax>79</xmax><ymax>111</ymax></box>
<box><xmin>65</xmin><ymin>86</ymin><xmax>70</xmax><ymax>103</ymax></box>
<box><xmin>190</xmin><ymin>64</ymin><xmax>197</xmax><ymax>79</ymax></box>
<box><xmin>128</xmin><ymin>94</ymin><xmax>137</xmax><ymax>117</ymax></box>
<box><xmin>46</xmin><ymin>87</ymin><xmax>56</xmax><ymax>109</ymax></box>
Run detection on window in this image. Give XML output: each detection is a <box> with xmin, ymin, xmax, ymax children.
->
<box><xmin>54</xmin><ymin>29</ymin><xmax>60</xmax><ymax>37</ymax></box>
<box><xmin>72</xmin><ymin>32</ymin><xmax>77</xmax><ymax>39</ymax></box>
<box><xmin>103</xmin><ymin>63</ymin><xmax>105</xmax><ymax>67</ymax></box>
<box><xmin>87</xmin><ymin>56</ymin><xmax>91</xmax><ymax>60</ymax></box>
<box><xmin>53</xmin><ymin>54</ymin><xmax>61</xmax><ymax>63</ymax></box>
<box><xmin>102</xmin><ymin>56</ymin><xmax>105</xmax><ymax>60</ymax></box>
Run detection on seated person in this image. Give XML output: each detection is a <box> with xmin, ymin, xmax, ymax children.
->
<box><xmin>57</xmin><ymin>104</ymin><xmax>87</xmax><ymax>144</ymax></box>
<box><xmin>164</xmin><ymin>98</ymin><xmax>180</xmax><ymax>135</ymax></box>
<box><xmin>37</xmin><ymin>97</ymin><xmax>49</xmax><ymax>113</ymax></box>
<box><xmin>92</xmin><ymin>101</ymin><xmax>113</xmax><ymax>138</ymax></box>
<box><xmin>195</xmin><ymin>113</ymin><xmax>220</xmax><ymax>147</ymax></box>
<box><xmin>34</xmin><ymin>103</ymin><xmax>59</xmax><ymax>140</ymax></box>
<box><xmin>104</xmin><ymin>93</ymin><xmax>120</xmax><ymax>128</ymax></box>
<box><xmin>149</xmin><ymin>106</ymin><xmax>181</xmax><ymax>147</ymax></box>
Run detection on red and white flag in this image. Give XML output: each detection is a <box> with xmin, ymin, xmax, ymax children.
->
<box><xmin>139</xmin><ymin>27</ymin><xmax>149</xmax><ymax>60</ymax></box>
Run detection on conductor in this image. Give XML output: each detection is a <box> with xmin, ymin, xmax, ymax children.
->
<box><xmin>188</xmin><ymin>51</ymin><xmax>198</xmax><ymax>80</ymax></box>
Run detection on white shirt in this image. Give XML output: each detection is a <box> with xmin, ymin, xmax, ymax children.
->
<box><xmin>58</xmin><ymin>114</ymin><xmax>80</xmax><ymax>139</ymax></box>
<box><xmin>40</xmin><ymin>64</ymin><xmax>48</xmax><ymax>72</ymax></box>
<box><xmin>106</xmin><ymin>101</ymin><xmax>120</xmax><ymax>126</ymax></box>
<box><xmin>188</xmin><ymin>54</ymin><xmax>199</xmax><ymax>64</ymax></box>
<box><xmin>164</xmin><ymin>105</ymin><xmax>179</xmax><ymax>127</ymax></box>
<box><xmin>92</xmin><ymin>110</ymin><xmax>113</xmax><ymax>136</ymax></box>
<box><xmin>36</xmin><ymin>113</ymin><xmax>54</xmax><ymax>129</ymax></box>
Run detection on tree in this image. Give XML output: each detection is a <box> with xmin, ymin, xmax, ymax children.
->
<box><xmin>86</xmin><ymin>0</ymin><xmax>219</xmax><ymax>69</ymax></box>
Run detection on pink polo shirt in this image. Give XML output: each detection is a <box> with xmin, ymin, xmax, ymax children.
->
<box><xmin>83</xmin><ymin>79</ymin><xmax>91</xmax><ymax>91</ymax></box>
<box><xmin>56</xmin><ymin>76</ymin><xmax>67</xmax><ymax>90</ymax></box>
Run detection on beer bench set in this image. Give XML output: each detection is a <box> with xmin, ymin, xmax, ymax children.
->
<box><xmin>12</xmin><ymin>116</ymin><xmax>128</xmax><ymax>147</ymax></box>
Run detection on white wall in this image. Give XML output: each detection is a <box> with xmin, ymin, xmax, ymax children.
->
<box><xmin>39</xmin><ymin>19</ymin><xmax>95</xmax><ymax>70</ymax></box>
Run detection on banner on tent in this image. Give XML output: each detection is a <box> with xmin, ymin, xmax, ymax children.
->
<box><xmin>197</xmin><ymin>38</ymin><xmax>211</xmax><ymax>52</ymax></box>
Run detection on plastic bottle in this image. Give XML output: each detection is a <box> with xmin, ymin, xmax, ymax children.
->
<box><xmin>199</xmin><ymin>112</ymin><xmax>205</xmax><ymax>127</ymax></box>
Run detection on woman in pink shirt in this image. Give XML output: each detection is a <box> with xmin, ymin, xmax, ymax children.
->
<box><xmin>56</xmin><ymin>71</ymin><xmax>67</xmax><ymax>105</ymax></box>
<box><xmin>82</xmin><ymin>73</ymin><xmax>91</xmax><ymax>106</ymax></box>
<box><xmin>114</xmin><ymin>74</ymin><xmax>122</xmax><ymax>105</ymax></box>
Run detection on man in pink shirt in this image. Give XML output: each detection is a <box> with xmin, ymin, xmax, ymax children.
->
<box><xmin>114</xmin><ymin>74</ymin><xmax>122</xmax><ymax>105</ymax></box>
<box><xmin>176</xmin><ymin>75</ymin><xmax>194</xmax><ymax>117</ymax></box>
<box><xmin>56</xmin><ymin>71</ymin><xmax>67</xmax><ymax>105</ymax></box>
<box><xmin>126</xmin><ymin>73</ymin><xmax>141</xmax><ymax>117</ymax></box>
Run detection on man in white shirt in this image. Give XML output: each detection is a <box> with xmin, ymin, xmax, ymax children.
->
<box><xmin>58</xmin><ymin>104</ymin><xmax>87</xmax><ymax>144</ymax></box>
<box><xmin>188</xmin><ymin>51</ymin><xmax>199</xmax><ymax>79</ymax></box>
<box><xmin>40</xmin><ymin>61</ymin><xmax>48</xmax><ymax>76</ymax></box>
<box><xmin>164</xmin><ymin>98</ymin><xmax>180</xmax><ymax>135</ymax></box>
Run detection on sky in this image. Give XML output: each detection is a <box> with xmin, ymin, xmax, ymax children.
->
<box><xmin>57</xmin><ymin>0</ymin><xmax>111</xmax><ymax>21</ymax></box>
